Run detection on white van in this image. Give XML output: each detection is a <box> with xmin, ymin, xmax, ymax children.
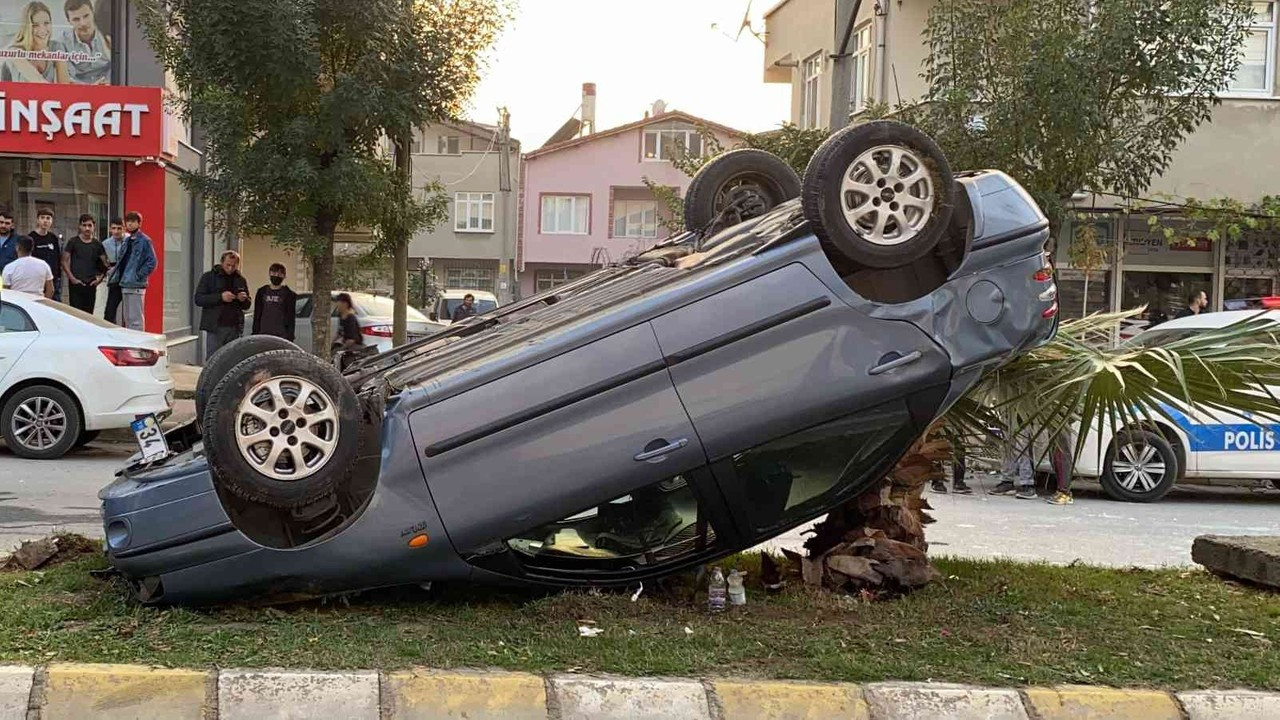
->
<box><xmin>431</xmin><ymin>289</ymin><xmax>500</xmax><ymax>325</ymax></box>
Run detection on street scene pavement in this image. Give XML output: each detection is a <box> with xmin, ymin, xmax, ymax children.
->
<box><xmin>6</xmin><ymin>445</ymin><xmax>1277</xmax><ymax>568</ymax></box>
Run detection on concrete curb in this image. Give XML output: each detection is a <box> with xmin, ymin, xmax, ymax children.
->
<box><xmin>2</xmin><ymin>663</ymin><xmax>1279</xmax><ymax>719</ymax></box>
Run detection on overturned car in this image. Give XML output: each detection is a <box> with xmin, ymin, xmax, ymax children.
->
<box><xmin>100</xmin><ymin>122</ymin><xmax>1058</xmax><ymax>605</ymax></box>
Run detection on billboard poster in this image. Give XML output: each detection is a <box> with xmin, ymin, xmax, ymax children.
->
<box><xmin>0</xmin><ymin>0</ymin><xmax>113</xmax><ymax>85</ymax></box>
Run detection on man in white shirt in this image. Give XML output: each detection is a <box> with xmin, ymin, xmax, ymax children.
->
<box><xmin>2</xmin><ymin>236</ymin><xmax>54</xmax><ymax>298</ymax></box>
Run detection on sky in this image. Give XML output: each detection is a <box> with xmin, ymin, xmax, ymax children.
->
<box><xmin>464</xmin><ymin>0</ymin><xmax>792</xmax><ymax>149</ymax></box>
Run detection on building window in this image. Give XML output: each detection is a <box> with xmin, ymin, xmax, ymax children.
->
<box><xmin>642</xmin><ymin>128</ymin><xmax>704</xmax><ymax>161</ymax></box>
<box><xmin>437</xmin><ymin>135</ymin><xmax>461</xmax><ymax>155</ymax></box>
<box><xmin>541</xmin><ymin>195</ymin><xmax>590</xmax><ymax>235</ymax></box>
<box><xmin>535</xmin><ymin>268</ymin><xmax>585</xmax><ymax>292</ymax></box>
<box><xmin>612</xmin><ymin>199</ymin><xmax>658</xmax><ymax>238</ymax></box>
<box><xmin>802</xmin><ymin>52</ymin><xmax>823</xmax><ymax>129</ymax></box>
<box><xmin>454</xmin><ymin>192</ymin><xmax>495</xmax><ymax>232</ymax></box>
<box><xmin>1229</xmin><ymin>1</ymin><xmax>1276</xmax><ymax>93</ymax></box>
<box><xmin>445</xmin><ymin>266</ymin><xmax>495</xmax><ymax>292</ymax></box>
<box><xmin>851</xmin><ymin>26</ymin><xmax>872</xmax><ymax>114</ymax></box>
<box><xmin>409</xmin><ymin>128</ymin><xmax>425</xmax><ymax>155</ymax></box>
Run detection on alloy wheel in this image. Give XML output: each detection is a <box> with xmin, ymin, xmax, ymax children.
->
<box><xmin>1111</xmin><ymin>441</ymin><xmax>1167</xmax><ymax>493</ymax></box>
<box><xmin>235</xmin><ymin>376</ymin><xmax>340</xmax><ymax>481</ymax></box>
<box><xmin>10</xmin><ymin>396</ymin><xmax>68</xmax><ymax>451</ymax></box>
<box><xmin>841</xmin><ymin>144</ymin><xmax>936</xmax><ymax>246</ymax></box>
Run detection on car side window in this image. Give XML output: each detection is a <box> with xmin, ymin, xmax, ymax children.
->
<box><xmin>295</xmin><ymin>297</ymin><xmax>313</xmax><ymax>318</ymax></box>
<box><xmin>0</xmin><ymin>303</ymin><xmax>36</xmax><ymax>333</ymax></box>
<box><xmin>728</xmin><ymin>401</ymin><xmax>918</xmax><ymax>535</ymax></box>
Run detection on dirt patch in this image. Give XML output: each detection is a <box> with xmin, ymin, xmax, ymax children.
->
<box><xmin>1</xmin><ymin>534</ymin><xmax>101</xmax><ymax>572</ymax></box>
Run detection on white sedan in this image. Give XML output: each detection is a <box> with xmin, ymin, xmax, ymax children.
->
<box><xmin>0</xmin><ymin>290</ymin><xmax>173</xmax><ymax>459</ymax></box>
<box><xmin>1069</xmin><ymin>309</ymin><xmax>1280</xmax><ymax>502</ymax></box>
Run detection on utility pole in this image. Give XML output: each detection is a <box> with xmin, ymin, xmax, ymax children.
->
<box><xmin>392</xmin><ymin>127</ymin><xmax>411</xmax><ymax>347</ymax></box>
<box><xmin>497</xmin><ymin>107</ymin><xmax>513</xmax><ymax>304</ymax></box>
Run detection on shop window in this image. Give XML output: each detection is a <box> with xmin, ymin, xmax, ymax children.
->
<box><xmin>0</xmin><ymin>159</ymin><xmax>110</xmax><ymax>243</ymax></box>
<box><xmin>1120</xmin><ymin>271</ymin><xmax>1212</xmax><ymax>339</ymax></box>
<box><xmin>164</xmin><ymin>171</ymin><xmax>193</xmax><ymax>334</ymax></box>
<box><xmin>1055</xmin><ymin>268</ymin><xmax>1112</xmax><ymax>321</ymax></box>
<box><xmin>728</xmin><ymin>402</ymin><xmax>917</xmax><ymax>535</ymax></box>
<box><xmin>1225</xmin><ymin>277</ymin><xmax>1277</xmax><ymax>309</ymax></box>
<box><xmin>506</xmin><ymin>474</ymin><xmax>716</xmax><ymax>571</ymax></box>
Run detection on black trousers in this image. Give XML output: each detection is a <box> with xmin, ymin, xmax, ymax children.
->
<box><xmin>104</xmin><ymin>284</ymin><xmax>123</xmax><ymax>324</ymax></box>
<box><xmin>68</xmin><ymin>283</ymin><xmax>97</xmax><ymax>313</ymax></box>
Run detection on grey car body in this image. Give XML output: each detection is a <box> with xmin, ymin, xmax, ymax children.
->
<box><xmin>101</xmin><ymin>170</ymin><xmax>1056</xmax><ymax>606</ymax></box>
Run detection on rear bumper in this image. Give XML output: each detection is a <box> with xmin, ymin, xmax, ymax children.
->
<box><xmin>85</xmin><ymin>382</ymin><xmax>174</xmax><ymax>431</ymax></box>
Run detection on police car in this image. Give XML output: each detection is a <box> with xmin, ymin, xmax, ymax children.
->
<box><xmin>1070</xmin><ymin>308</ymin><xmax>1280</xmax><ymax>502</ymax></box>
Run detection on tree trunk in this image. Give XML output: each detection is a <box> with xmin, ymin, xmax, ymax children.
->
<box><xmin>392</xmin><ymin>130</ymin><xmax>411</xmax><ymax>347</ymax></box>
<box><xmin>310</xmin><ymin>209</ymin><xmax>339</xmax><ymax>356</ymax></box>
<box><xmin>796</xmin><ymin>425</ymin><xmax>947</xmax><ymax>595</ymax></box>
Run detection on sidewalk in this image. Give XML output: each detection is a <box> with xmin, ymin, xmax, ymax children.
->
<box><xmin>1</xmin><ymin>664</ymin><xmax>1276</xmax><ymax>719</ymax></box>
<box><xmin>171</xmin><ymin>363</ymin><xmax>198</xmax><ymax>400</ymax></box>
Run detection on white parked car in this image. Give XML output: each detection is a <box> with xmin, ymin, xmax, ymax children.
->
<box><xmin>1068</xmin><ymin>309</ymin><xmax>1280</xmax><ymax>502</ymax></box>
<box><xmin>429</xmin><ymin>289</ymin><xmax>500</xmax><ymax>326</ymax></box>
<box><xmin>293</xmin><ymin>291</ymin><xmax>447</xmax><ymax>354</ymax></box>
<box><xmin>0</xmin><ymin>290</ymin><xmax>174</xmax><ymax>459</ymax></box>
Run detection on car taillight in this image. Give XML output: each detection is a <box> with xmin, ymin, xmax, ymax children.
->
<box><xmin>1262</xmin><ymin>297</ymin><xmax>1280</xmax><ymax>309</ymax></box>
<box><xmin>1034</xmin><ymin>267</ymin><xmax>1054</xmax><ymax>283</ymax></box>
<box><xmin>99</xmin><ymin>347</ymin><xmax>160</xmax><ymax>367</ymax></box>
<box><xmin>1042</xmin><ymin>302</ymin><xmax>1059</xmax><ymax>319</ymax></box>
<box><xmin>361</xmin><ymin>325</ymin><xmax>394</xmax><ymax>338</ymax></box>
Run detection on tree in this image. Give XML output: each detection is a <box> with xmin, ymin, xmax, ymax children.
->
<box><xmin>139</xmin><ymin>0</ymin><xmax>506</xmax><ymax>353</ymax></box>
<box><xmin>914</xmin><ymin>0</ymin><xmax>1255</xmax><ymax>235</ymax></box>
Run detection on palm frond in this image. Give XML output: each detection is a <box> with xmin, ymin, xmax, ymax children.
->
<box><xmin>952</xmin><ymin>310</ymin><xmax>1280</xmax><ymax>466</ymax></box>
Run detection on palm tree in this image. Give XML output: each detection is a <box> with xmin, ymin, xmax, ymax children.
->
<box><xmin>795</xmin><ymin>309</ymin><xmax>1280</xmax><ymax>594</ymax></box>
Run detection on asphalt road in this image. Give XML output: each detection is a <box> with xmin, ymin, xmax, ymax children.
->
<box><xmin>3</xmin><ymin>450</ymin><xmax>1279</xmax><ymax>567</ymax></box>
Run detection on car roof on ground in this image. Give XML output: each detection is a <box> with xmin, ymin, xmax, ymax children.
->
<box><xmin>1142</xmin><ymin>309</ymin><xmax>1280</xmax><ymax>332</ymax></box>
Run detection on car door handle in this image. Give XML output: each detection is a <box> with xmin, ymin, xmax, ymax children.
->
<box><xmin>634</xmin><ymin>438</ymin><xmax>689</xmax><ymax>462</ymax></box>
<box><xmin>870</xmin><ymin>351</ymin><xmax>924</xmax><ymax>376</ymax></box>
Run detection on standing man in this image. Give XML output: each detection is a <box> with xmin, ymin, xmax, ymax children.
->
<box><xmin>109</xmin><ymin>211</ymin><xmax>157</xmax><ymax>331</ymax></box>
<box><xmin>333</xmin><ymin>293</ymin><xmax>363</xmax><ymax>370</ymax></box>
<box><xmin>97</xmin><ymin>217</ymin><xmax>124</xmax><ymax>319</ymax></box>
<box><xmin>61</xmin><ymin>0</ymin><xmax>112</xmax><ymax>85</ymax></box>
<box><xmin>451</xmin><ymin>293</ymin><xmax>478</xmax><ymax>322</ymax></box>
<box><xmin>252</xmin><ymin>263</ymin><xmax>297</xmax><ymax>341</ymax></box>
<box><xmin>0</xmin><ymin>210</ymin><xmax>19</xmax><ymax>273</ymax></box>
<box><xmin>62</xmin><ymin>215</ymin><xmax>108</xmax><ymax>313</ymax></box>
<box><xmin>28</xmin><ymin>209</ymin><xmax>63</xmax><ymax>302</ymax></box>
<box><xmin>1</xmin><ymin>237</ymin><xmax>54</xmax><ymax>298</ymax></box>
<box><xmin>1175</xmin><ymin>290</ymin><xmax>1208</xmax><ymax>319</ymax></box>
<box><xmin>194</xmin><ymin>251</ymin><xmax>251</xmax><ymax>356</ymax></box>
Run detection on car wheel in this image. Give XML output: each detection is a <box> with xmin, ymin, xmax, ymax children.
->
<box><xmin>683</xmin><ymin>149</ymin><xmax>802</xmax><ymax>234</ymax></box>
<box><xmin>202</xmin><ymin>348</ymin><xmax>362</xmax><ymax>508</ymax></box>
<box><xmin>195</xmin><ymin>335</ymin><xmax>300</xmax><ymax>423</ymax></box>
<box><xmin>2</xmin><ymin>385</ymin><xmax>82</xmax><ymax>460</ymax></box>
<box><xmin>74</xmin><ymin>429</ymin><xmax>100</xmax><ymax>448</ymax></box>
<box><xmin>802</xmin><ymin>120</ymin><xmax>955</xmax><ymax>269</ymax></box>
<box><xmin>1101</xmin><ymin>429</ymin><xmax>1179</xmax><ymax>503</ymax></box>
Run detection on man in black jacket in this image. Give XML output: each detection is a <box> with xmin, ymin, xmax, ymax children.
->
<box><xmin>252</xmin><ymin>263</ymin><xmax>297</xmax><ymax>341</ymax></box>
<box><xmin>194</xmin><ymin>251</ymin><xmax>251</xmax><ymax>357</ymax></box>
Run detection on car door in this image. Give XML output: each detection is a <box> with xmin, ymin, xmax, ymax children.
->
<box><xmin>0</xmin><ymin>301</ymin><xmax>39</xmax><ymax>385</ymax></box>
<box><xmin>1169</xmin><ymin>394</ymin><xmax>1280</xmax><ymax>479</ymax></box>
<box><xmin>650</xmin><ymin>261</ymin><xmax>952</xmax><ymax>463</ymax></box>
<box><xmin>409</xmin><ymin>323</ymin><xmax>726</xmax><ymax>576</ymax></box>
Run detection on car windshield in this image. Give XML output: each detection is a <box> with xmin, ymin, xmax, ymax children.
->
<box><xmin>442</xmin><ymin>298</ymin><xmax>498</xmax><ymax>317</ymax></box>
<box><xmin>352</xmin><ymin>294</ymin><xmax>429</xmax><ymax>321</ymax></box>
<box><xmin>35</xmin><ymin>298</ymin><xmax>122</xmax><ymax>330</ymax></box>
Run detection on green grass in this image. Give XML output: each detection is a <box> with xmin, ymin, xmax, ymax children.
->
<box><xmin>1</xmin><ymin>548</ymin><xmax>1278</xmax><ymax>689</ymax></box>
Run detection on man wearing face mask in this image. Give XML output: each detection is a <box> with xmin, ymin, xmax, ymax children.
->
<box><xmin>252</xmin><ymin>262</ymin><xmax>297</xmax><ymax>341</ymax></box>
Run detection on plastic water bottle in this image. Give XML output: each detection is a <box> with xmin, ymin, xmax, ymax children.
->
<box><xmin>727</xmin><ymin>569</ymin><xmax>747</xmax><ymax>607</ymax></box>
<box><xmin>708</xmin><ymin>567</ymin><xmax>727</xmax><ymax>613</ymax></box>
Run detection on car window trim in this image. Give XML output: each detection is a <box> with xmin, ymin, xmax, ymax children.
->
<box><xmin>0</xmin><ymin>301</ymin><xmax>38</xmax><ymax>333</ymax></box>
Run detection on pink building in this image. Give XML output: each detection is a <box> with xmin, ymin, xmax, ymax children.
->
<box><xmin>518</xmin><ymin>90</ymin><xmax>743</xmax><ymax>297</ymax></box>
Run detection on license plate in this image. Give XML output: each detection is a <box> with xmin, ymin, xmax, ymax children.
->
<box><xmin>131</xmin><ymin>414</ymin><xmax>169</xmax><ymax>463</ymax></box>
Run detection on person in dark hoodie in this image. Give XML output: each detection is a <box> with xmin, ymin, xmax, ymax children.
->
<box><xmin>252</xmin><ymin>263</ymin><xmax>297</xmax><ymax>341</ymax></box>
<box><xmin>194</xmin><ymin>250</ymin><xmax>251</xmax><ymax>357</ymax></box>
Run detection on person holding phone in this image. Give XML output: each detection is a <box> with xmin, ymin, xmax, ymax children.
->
<box><xmin>194</xmin><ymin>250</ymin><xmax>252</xmax><ymax>357</ymax></box>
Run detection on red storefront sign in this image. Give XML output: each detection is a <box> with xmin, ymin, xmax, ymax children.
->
<box><xmin>0</xmin><ymin>82</ymin><xmax>163</xmax><ymax>158</ymax></box>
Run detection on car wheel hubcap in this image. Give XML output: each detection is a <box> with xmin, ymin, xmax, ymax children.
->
<box><xmin>235</xmin><ymin>376</ymin><xmax>339</xmax><ymax>481</ymax></box>
<box><xmin>841</xmin><ymin>145</ymin><xmax>935</xmax><ymax>246</ymax></box>
<box><xmin>11</xmin><ymin>396</ymin><xmax>67</xmax><ymax>450</ymax></box>
<box><xmin>1112</xmin><ymin>442</ymin><xmax>1166</xmax><ymax>492</ymax></box>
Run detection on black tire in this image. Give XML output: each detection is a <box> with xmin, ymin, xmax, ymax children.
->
<box><xmin>203</xmin><ymin>348</ymin><xmax>361</xmax><ymax>508</ymax></box>
<box><xmin>195</xmin><ymin>335</ymin><xmax>300</xmax><ymax>422</ymax></box>
<box><xmin>2</xmin><ymin>385</ymin><xmax>82</xmax><ymax>460</ymax></box>
<box><xmin>1101</xmin><ymin>429</ymin><xmax>1179</xmax><ymax>503</ymax></box>
<box><xmin>802</xmin><ymin>120</ymin><xmax>955</xmax><ymax>269</ymax></box>
<box><xmin>74</xmin><ymin>429</ymin><xmax>100</xmax><ymax>448</ymax></box>
<box><xmin>683</xmin><ymin>149</ymin><xmax>801</xmax><ymax>233</ymax></box>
